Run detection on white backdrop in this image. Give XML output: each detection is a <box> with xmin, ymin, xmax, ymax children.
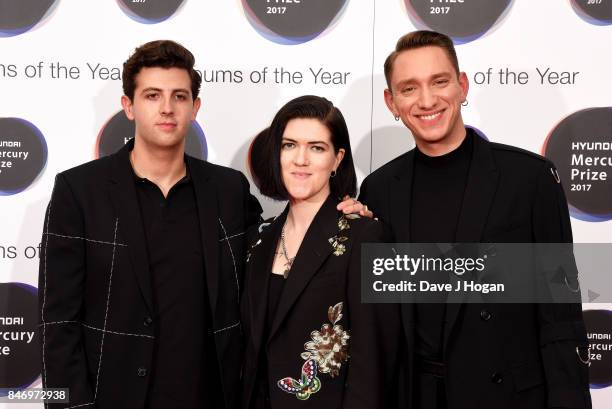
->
<box><xmin>0</xmin><ymin>0</ymin><xmax>611</xmax><ymax>407</ymax></box>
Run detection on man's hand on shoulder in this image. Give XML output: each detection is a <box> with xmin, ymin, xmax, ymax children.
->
<box><xmin>337</xmin><ymin>195</ymin><xmax>374</xmax><ymax>219</ymax></box>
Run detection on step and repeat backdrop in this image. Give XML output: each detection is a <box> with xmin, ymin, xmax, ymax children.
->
<box><xmin>0</xmin><ymin>0</ymin><xmax>611</xmax><ymax>407</ymax></box>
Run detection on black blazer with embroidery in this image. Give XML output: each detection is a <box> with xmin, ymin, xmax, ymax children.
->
<box><xmin>38</xmin><ymin>141</ymin><xmax>262</xmax><ymax>409</ymax></box>
<box><xmin>359</xmin><ymin>129</ymin><xmax>591</xmax><ymax>409</ymax></box>
<box><xmin>241</xmin><ymin>195</ymin><xmax>401</xmax><ymax>409</ymax></box>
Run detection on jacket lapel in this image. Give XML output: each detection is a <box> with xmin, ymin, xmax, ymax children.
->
<box><xmin>454</xmin><ymin>134</ymin><xmax>499</xmax><ymax>243</ymax></box>
<box><xmin>107</xmin><ymin>143</ymin><xmax>154</xmax><ymax>313</ymax></box>
<box><xmin>390</xmin><ymin>151</ymin><xmax>415</xmax><ymax>243</ymax></box>
<box><xmin>247</xmin><ymin>208</ymin><xmax>287</xmax><ymax>355</ymax></box>
<box><xmin>267</xmin><ymin>196</ymin><xmax>340</xmax><ymax>343</ymax></box>
<box><xmin>444</xmin><ymin>134</ymin><xmax>500</xmax><ymax>352</ymax></box>
<box><xmin>188</xmin><ymin>156</ymin><xmax>221</xmax><ymax>321</ymax></box>
<box><xmin>390</xmin><ymin>152</ymin><xmax>417</xmax><ymax>342</ymax></box>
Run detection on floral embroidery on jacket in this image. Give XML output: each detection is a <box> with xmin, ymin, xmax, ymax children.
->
<box><xmin>328</xmin><ymin>235</ymin><xmax>348</xmax><ymax>256</ymax></box>
<box><xmin>300</xmin><ymin>302</ymin><xmax>350</xmax><ymax>377</ymax></box>
<box><xmin>246</xmin><ymin>218</ymin><xmax>274</xmax><ymax>263</ymax></box>
<box><xmin>277</xmin><ymin>302</ymin><xmax>350</xmax><ymax>399</ymax></box>
<box><xmin>329</xmin><ymin>214</ymin><xmax>358</xmax><ymax>256</ymax></box>
<box><xmin>245</xmin><ymin>238</ymin><xmax>261</xmax><ymax>263</ymax></box>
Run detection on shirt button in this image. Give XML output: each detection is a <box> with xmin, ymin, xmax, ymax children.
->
<box><xmin>491</xmin><ymin>372</ymin><xmax>503</xmax><ymax>384</ymax></box>
<box><xmin>137</xmin><ymin>367</ymin><xmax>147</xmax><ymax>377</ymax></box>
<box><xmin>480</xmin><ymin>310</ymin><xmax>492</xmax><ymax>321</ymax></box>
<box><xmin>144</xmin><ymin>317</ymin><xmax>153</xmax><ymax>327</ymax></box>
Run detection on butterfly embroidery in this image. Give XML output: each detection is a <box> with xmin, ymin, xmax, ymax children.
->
<box><xmin>277</xmin><ymin>359</ymin><xmax>322</xmax><ymax>400</ymax></box>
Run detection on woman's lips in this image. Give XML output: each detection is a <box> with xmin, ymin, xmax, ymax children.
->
<box><xmin>291</xmin><ymin>172</ymin><xmax>311</xmax><ymax>179</ymax></box>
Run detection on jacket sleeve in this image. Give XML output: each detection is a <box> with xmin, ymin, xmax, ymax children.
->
<box><xmin>358</xmin><ymin>176</ymin><xmax>394</xmax><ymax>242</ymax></box>
<box><xmin>342</xmin><ymin>220</ymin><xmax>401</xmax><ymax>409</ymax></box>
<box><xmin>357</xmin><ymin>176</ymin><xmax>376</xmax><ymax>218</ymax></box>
<box><xmin>532</xmin><ymin>161</ymin><xmax>592</xmax><ymax>409</ymax></box>
<box><xmin>39</xmin><ymin>174</ymin><xmax>96</xmax><ymax>408</ymax></box>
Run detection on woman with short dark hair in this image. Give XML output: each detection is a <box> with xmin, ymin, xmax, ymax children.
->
<box><xmin>241</xmin><ymin>95</ymin><xmax>401</xmax><ymax>409</ymax></box>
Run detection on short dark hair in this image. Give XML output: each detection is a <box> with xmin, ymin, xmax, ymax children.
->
<box><xmin>249</xmin><ymin>95</ymin><xmax>357</xmax><ymax>201</ymax></box>
<box><xmin>384</xmin><ymin>30</ymin><xmax>460</xmax><ymax>90</ymax></box>
<box><xmin>122</xmin><ymin>40</ymin><xmax>202</xmax><ymax>100</ymax></box>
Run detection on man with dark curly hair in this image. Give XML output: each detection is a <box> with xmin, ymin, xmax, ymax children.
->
<box><xmin>39</xmin><ymin>40</ymin><xmax>262</xmax><ymax>409</ymax></box>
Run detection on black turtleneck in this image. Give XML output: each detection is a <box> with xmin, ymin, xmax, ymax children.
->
<box><xmin>410</xmin><ymin>131</ymin><xmax>473</xmax><ymax>360</ymax></box>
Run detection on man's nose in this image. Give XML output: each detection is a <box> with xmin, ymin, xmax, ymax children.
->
<box><xmin>160</xmin><ymin>96</ymin><xmax>174</xmax><ymax>115</ymax></box>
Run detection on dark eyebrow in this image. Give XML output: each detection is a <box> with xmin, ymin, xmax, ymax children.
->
<box><xmin>394</xmin><ymin>71</ymin><xmax>453</xmax><ymax>89</ymax></box>
<box><xmin>395</xmin><ymin>79</ymin><xmax>416</xmax><ymax>88</ymax></box>
<box><xmin>282</xmin><ymin>138</ymin><xmax>330</xmax><ymax>146</ymax></box>
<box><xmin>141</xmin><ymin>87</ymin><xmax>162</xmax><ymax>94</ymax></box>
<box><xmin>432</xmin><ymin>72</ymin><xmax>452</xmax><ymax>80</ymax></box>
<box><xmin>140</xmin><ymin>87</ymin><xmax>190</xmax><ymax>94</ymax></box>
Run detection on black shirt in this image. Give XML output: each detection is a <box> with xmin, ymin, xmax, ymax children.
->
<box><xmin>410</xmin><ymin>133</ymin><xmax>473</xmax><ymax>360</ymax></box>
<box><xmin>266</xmin><ymin>273</ymin><xmax>286</xmax><ymax>333</ymax></box>
<box><xmin>253</xmin><ymin>273</ymin><xmax>286</xmax><ymax>409</ymax></box>
<box><xmin>132</xmin><ymin>164</ymin><xmax>219</xmax><ymax>409</ymax></box>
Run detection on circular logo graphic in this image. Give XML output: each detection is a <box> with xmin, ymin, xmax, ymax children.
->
<box><xmin>241</xmin><ymin>0</ymin><xmax>349</xmax><ymax>45</ymax></box>
<box><xmin>96</xmin><ymin>111</ymin><xmax>207</xmax><ymax>160</ymax></box>
<box><xmin>466</xmin><ymin>125</ymin><xmax>489</xmax><ymax>141</ymax></box>
<box><xmin>0</xmin><ymin>0</ymin><xmax>57</xmax><ymax>37</ymax></box>
<box><xmin>570</xmin><ymin>0</ymin><xmax>612</xmax><ymax>26</ymax></box>
<box><xmin>584</xmin><ymin>310</ymin><xmax>612</xmax><ymax>389</ymax></box>
<box><xmin>246</xmin><ymin>127</ymin><xmax>269</xmax><ymax>190</ymax></box>
<box><xmin>404</xmin><ymin>0</ymin><xmax>514</xmax><ymax>43</ymax></box>
<box><xmin>0</xmin><ymin>118</ymin><xmax>48</xmax><ymax>196</ymax></box>
<box><xmin>0</xmin><ymin>283</ymin><xmax>40</xmax><ymax>394</ymax></box>
<box><xmin>542</xmin><ymin>107</ymin><xmax>612</xmax><ymax>222</ymax></box>
<box><xmin>117</xmin><ymin>0</ymin><xmax>185</xmax><ymax>24</ymax></box>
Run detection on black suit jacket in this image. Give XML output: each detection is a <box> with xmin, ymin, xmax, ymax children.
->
<box><xmin>241</xmin><ymin>196</ymin><xmax>401</xmax><ymax>409</ymax></box>
<box><xmin>359</xmin><ymin>131</ymin><xmax>591</xmax><ymax>409</ymax></box>
<box><xmin>38</xmin><ymin>141</ymin><xmax>262</xmax><ymax>409</ymax></box>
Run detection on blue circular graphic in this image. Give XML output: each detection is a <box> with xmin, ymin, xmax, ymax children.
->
<box><xmin>0</xmin><ymin>0</ymin><xmax>58</xmax><ymax>37</ymax></box>
<box><xmin>404</xmin><ymin>0</ymin><xmax>514</xmax><ymax>44</ymax></box>
<box><xmin>570</xmin><ymin>0</ymin><xmax>612</xmax><ymax>26</ymax></box>
<box><xmin>466</xmin><ymin>125</ymin><xmax>489</xmax><ymax>141</ymax></box>
<box><xmin>543</xmin><ymin>108</ymin><xmax>612</xmax><ymax>222</ymax></box>
<box><xmin>583</xmin><ymin>310</ymin><xmax>612</xmax><ymax>389</ymax></box>
<box><xmin>0</xmin><ymin>118</ymin><xmax>48</xmax><ymax>196</ymax></box>
<box><xmin>242</xmin><ymin>0</ymin><xmax>349</xmax><ymax>45</ymax></box>
<box><xmin>117</xmin><ymin>0</ymin><xmax>185</xmax><ymax>24</ymax></box>
<box><xmin>96</xmin><ymin>110</ymin><xmax>207</xmax><ymax>160</ymax></box>
<box><xmin>0</xmin><ymin>283</ymin><xmax>40</xmax><ymax>393</ymax></box>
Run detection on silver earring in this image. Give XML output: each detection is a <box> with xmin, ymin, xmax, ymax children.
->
<box><xmin>394</xmin><ymin>115</ymin><xmax>400</xmax><ymax>121</ymax></box>
<box><xmin>330</xmin><ymin>170</ymin><xmax>337</xmax><ymax>178</ymax></box>
<box><xmin>461</xmin><ymin>100</ymin><xmax>468</xmax><ymax>107</ymax></box>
